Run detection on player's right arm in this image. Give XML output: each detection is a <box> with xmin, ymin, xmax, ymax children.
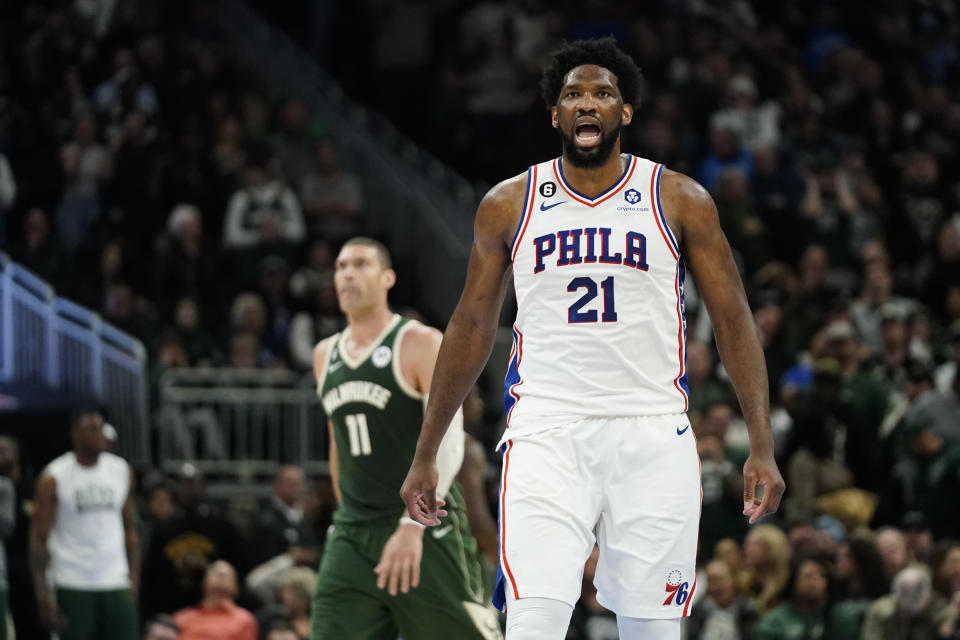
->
<box><xmin>401</xmin><ymin>174</ymin><xmax>526</xmax><ymax>525</ymax></box>
<box><xmin>313</xmin><ymin>339</ymin><xmax>342</xmax><ymax>505</ymax></box>
<box><xmin>30</xmin><ymin>471</ymin><xmax>65</xmax><ymax>632</ymax></box>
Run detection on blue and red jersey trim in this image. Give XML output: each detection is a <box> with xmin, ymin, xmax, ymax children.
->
<box><xmin>553</xmin><ymin>155</ymin><xmax>637</xmax><ymax>208</ymax></box>
<box><xmin>510</xmin><ymin>165</ymin><xmax>538</xmax><ymax>262</ymax></box>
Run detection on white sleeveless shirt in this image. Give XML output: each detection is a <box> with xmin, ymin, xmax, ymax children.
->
<box><xmin>46</xmin><ymin>452</ymin><xmax>131</xmax><ymax>589</ymax></box>
<box><xmin>503</xmin><ymin>155</ymin><xmax>689</xmax><ymax>439</ymax></box>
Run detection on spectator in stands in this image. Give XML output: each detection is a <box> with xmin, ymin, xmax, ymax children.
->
<box><xmin>861</xmin><ymin>566</ymin><xmax>950</xmax><ymax>640</ymax></box>
<box><xmin>271</xmin><ymin>98</ymin><xmax>314</xmax><ymax>190</ymax></box>
<box><xmin>685</xmin><ymin>340</ymin><xmax>734</xmax><ymax>418</ymax></box>
<box><xmin>0</xmin><ymin>436</ymin><xmax>13</xmax><ymax>640</ymax></box>
<box><xmin>754</xmin><ymin>294</ymin><xmax>790</xmax><ymax>396</ymax></box>
<box><xmin>890</xmin><ymin>150</ymin><xmax>954</xmax><ymax>267</ymax></box>
<box><xmin>697</xmin><ymin>403</ymin><xmax>748</xmax><ymax>555</ymax></box>
<box><xmin>0</xmin><ymin>434</ymin><xmax>43</xmax><ymax>640</ymax></box>
<box><xmin>298</xmin><ymin>138</ymin><xmax>364</xmax><ymax>243</ymax></box>
<box><xmin>900</xmin><ymin>511</ymin><xmax>934</xmax><ymax>567</ymax></box>
<box><xmin>753</xmin><ymin>557</ymin><xmax>839</xmax><ymax>640</ymax></box>
<box><xmin>256</xmin><ymin>256</ymin><xmax>295</xmax><ymax>360</ymax></box>
<box><xmin>750</xmin><ymin>145</ymin><xmax>801</xmax><ymax>261</ymax></box>
<box><xmin>256</xmin><ymin>567</ymin><xmax>314</xmax><ymax>639</ymax></box>
<box><xmin>171</xmin><ymin>298</ymin><xmax>217</xmax><ymax>366</ymax></box>
<box><xmin>9</xmin><ymin>206</ymin><xmax>63</xmax><ymax>282</ymax></box>
<box><xmin>142</xmin><ymin>614</ymin><xmax>180</xmax><ymax>640</ymax></box>
<box><xmin>798</xmin><ymin>152</ymin><xmax>859</xmax><ymax>271</ymax></box>
<box><xmin>102</xmin><ymin>281</ymin><xmax>157</xmax><ymax>350</ymax></box>
<box><xmin>223</xmin><ymin>151</ymin><xmax>305</xmax><ymax>251</ymax></box>
<box><xmin>924</xmin><ymin>220</ymin><xmax>960</xmax><ymax>323</ymax></box>
<box><xmin>111</xmin><ymin>110</ymin><xmax>159</xmax><ymax>230</ymax></box>
<box><xmin>288</xmin><ymin>239</ymin><xmax>334</xmax><ymax>306</ymax></box>
<box><xmin>709</xmin><ymin>74</ymin><xmax>780</xmax><ymax>149</ymax></box>
<box><xmin>941</xmin><ymin>594</ymin><xmax>960</xmax><ymax>640</ymax></box>
<box><xmin>141</xmin><ymin>465</ymin><xmax>247</xmax><ymax>620</ymax></box>
<box><xmin>288</xmin><ymin>274</ymin><xmax>342</xmax><ymax>370</ymax></box>
<box><xmin>934</xmin><ymin>321</ymin><xmax>960</xmax><ymax>393</ymax></box>
<box><xmin>685</xmin><ymin>559</ymin><xmax>758</xmax><ymax>640</ymax></box>
<box><xmin>56</xmin><ymin>114</ymin><xmax>112</xmax><ymax>252</ymax></box>
<box><xmin>228</xmin><ymin>292</ymin><xmax>283</xmax><ymax>367</ymax></box>
<box><xmin>871</xmin><ymin>303</ymin><xmax>917</xmax><ymax>392</ymax></box>
<box><xmin>783</xmin><ymin>245</ymin><xmax>835</xmax><ymax>355</ymax></box>
<box><xmin>94</xmin><ymin>48</ymin><xmax>158</xmax><ymax>119</ymax></box>
<box><xmin>897</xmin><ymin>413</ymin><xmax>960</xmax><ymax>538</ymax></box>
<box><xmin>210</xmin><ymin>115</ymin><xmax>247</xmax><ymax>198</ymax></box>
<box><xmin>875</xmin><ymin>528</ymin><xmax>910</xmax><ymax>582</ymax></box>
<box><xmin>933</xmin><ymin>543</ymin><xmax>960</xmax><ymax>601</ymax></box>
<box><xmin>739</xmin><ymin>524</ymin><xmax>791</xmax><ymax>615</ymax></box>
<box><xmin>699</xmin><ymin>121</ymin><xmax>752</xmax><ymax>192</ymax></box>
<box><xmin>833</xmin><ymin>538</ymin><xmax>889</xmax><ymax>628</ymax></box>
<box><xmin>249</xmin><ymin>466</ymin><xmax>319</xmax><ymax>569</ymax></box>
<box><xmin>140</xmin><ymin>480</ymin><xmax>179</xmax><ymax>555</ymax></box>
<box><xmin>150</xmin><ymin>121</ymin><xmax>218</xmax><ymax>231</ymax></box>
<box><xmin>174</xmin><ymin>560</ymin><xmax>257</xmax><ymax>640</ymax></box>
<box><xmin>155</xmin><ymin>204</ymin><xmax>217</xmax><ymax>320</ymax></box>
<box><xmin>713</xmin><ymin>166</ymin><xmax>769</xmax><ymax>273</ymax></box>
<box><xmin>783</xmin><ymin>358</ymin><xmax>854</xmax><ymax>525</ymax></box>
<box><xmin>851</xmin><ymin>261</ymin><xmax>901</xmax><ymax>357</ymax></box>
<box><xmin>0</xmin><ymin>149</ymin><xmax>15</xmax><ymax>246</ymax></box>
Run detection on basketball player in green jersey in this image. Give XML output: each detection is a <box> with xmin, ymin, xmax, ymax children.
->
<box><xmin>310</xmin><ymin>237</ymin><xmax>501</xmax><ymax>640</ymax></box>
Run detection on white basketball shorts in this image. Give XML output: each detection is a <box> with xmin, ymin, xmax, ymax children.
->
<box><xmin>493</xmin><ymin>414</ymin><xmax>701</xmax><ymax>619</ymax></box>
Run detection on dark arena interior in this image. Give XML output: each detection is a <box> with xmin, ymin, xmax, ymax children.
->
<box><xmin>1</xmin><ymin>1</ymin><xmax>959</xmax><ymax>638</ymax></box>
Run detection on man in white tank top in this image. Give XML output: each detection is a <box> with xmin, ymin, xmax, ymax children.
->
<box><xmin>30</xmin><ymin>407</ymin><xmax>139</xmax><ymax>640</ymax></box>
<box><xmin>402</xmin><ymin>37</ymin><xmax>785</xmax><ymax>639</ymax></box>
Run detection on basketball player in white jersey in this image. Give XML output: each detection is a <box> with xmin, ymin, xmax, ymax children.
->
<box><xmin>30</xmin><ymin>407</ymin><xmax>139</xmax><ymax>640</ymax></box>
<box><xmin>401</xmin><ymin>37</ymin><xmax>785</xmax><ymax>639</ymax></box>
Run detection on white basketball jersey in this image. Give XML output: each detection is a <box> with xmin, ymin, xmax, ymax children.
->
<box><xmin>503</xmin><ymin>154</ymin><xmax>688</xmax><ymax>438</ymax></box>
<box><xmin>46</xmin><ymin>452</ymin><xmax>131</xmax><ymax>589</ymax></box>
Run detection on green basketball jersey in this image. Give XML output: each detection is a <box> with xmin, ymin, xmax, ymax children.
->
<box><xmin>319</xmin><ymin>315</ymin><xmax>465</xmax><ymax>525</ymax></box>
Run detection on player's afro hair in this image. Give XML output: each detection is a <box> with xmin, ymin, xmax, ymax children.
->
<box><xmin>540</xmin><ymin>36</ymin><xmax>643</xmax><ymax>110</ymax></box>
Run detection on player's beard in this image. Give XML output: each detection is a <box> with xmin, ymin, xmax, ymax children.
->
<box><xmin>559</xmin><ymin>123</ymin><xmax>622</xmax><ymax>169</ymax></box>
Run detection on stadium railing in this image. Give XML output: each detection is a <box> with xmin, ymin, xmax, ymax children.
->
<box><xmin>157</xmin><ymin>367</ymin><xmax>328</xmax><ymax>477</ymax></box>
<box><xmin>0</xmin><ymin>253</ymin><xmax>149</xmax><ymax>463</ymax></box>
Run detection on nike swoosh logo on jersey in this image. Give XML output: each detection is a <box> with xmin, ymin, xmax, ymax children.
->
<box><xmin>327</xmin><ymin>361</ymin><xmax>343</xmax><ymax>373</ymax></box>
<box><xmin>676</xmin><ymin>424</ymin><xmax>690</xmax><ymax>436</ymax></box>
<box><xmin>432</xmin><ymin>525</ymin><xmax>453</xmax><ymax>539</ymax></box>
<box><xmin>539</xmin><ymin>201</ymin><xmax>567</xmax><ymax>211</ymax></box>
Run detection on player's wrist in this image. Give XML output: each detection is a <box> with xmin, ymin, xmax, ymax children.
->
<box><xmin>399</xmin><ymin>516</ymin><xmax>425</xmax><ymax>529</ymax></box>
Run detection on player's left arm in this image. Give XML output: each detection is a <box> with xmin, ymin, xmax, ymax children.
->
<box><xmin>663</xmin><ymin>169</ymin><xmax>785</xmax><ymax>523</ymax></box>
<box><xmin>122</xmin><ymin>464</ymin><xmax>141</xmax><ymax>599</ymax></box>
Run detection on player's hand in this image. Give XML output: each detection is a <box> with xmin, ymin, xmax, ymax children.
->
<box><xmin>399</xmin><ymin>456</ymin><xmax>447</xmax><ymax>526</ymax></box>
<box><xmin>374</xmin><ymin>522</ymin><xmax>424</xmax><ymax>595</ymax></box>
<box><xmin>38</xmin><ymin>594</ymin><xmax>67</xmax><ymax>632</ymax></box>
<box><xmin>742</xmin><ymin>451</ymin><xmax>785</xmax><ymax>524</ymax></box>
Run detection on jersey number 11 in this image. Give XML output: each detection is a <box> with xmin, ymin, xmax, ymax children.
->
<box><xmin>345</xmin><ymin>413</ymin><xmax>372</xmax><ymax>456</ymax></box>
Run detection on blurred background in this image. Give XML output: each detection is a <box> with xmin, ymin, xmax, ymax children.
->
<box><xmin>0</xmin><ymin>0</ymin><xmax>959</xmax><ymax>638</ymax></box>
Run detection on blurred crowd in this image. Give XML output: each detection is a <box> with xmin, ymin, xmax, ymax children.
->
<box><xmin>0</xmin><ymin>0</ymin><xmax>959</xmax><ymax>638</ymax></box>
<box><xmin>0</xmin><ymin>0</ymin><xmax>369</xmax><ymax>383</ymax></box>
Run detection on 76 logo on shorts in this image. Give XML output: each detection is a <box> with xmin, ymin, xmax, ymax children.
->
<box><xmin>663</xmin><ymin>569</ymin><xmax>690</xmax><ymax>606</ymax></box>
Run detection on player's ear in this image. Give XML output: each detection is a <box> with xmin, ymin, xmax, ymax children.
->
<box><xmin>621</xmin><ymin>103</ymin><xmax>633</xmax><ymax>126</ymax></box>
<box><xmin>382</xmin><ymin>268</ymin><xmax>397</xmax><ymax>290</ymax></box>
<box><xmin>551</xmin><ymin>106</ymin><xmax>559</xmax><ymax>129</ymax></box>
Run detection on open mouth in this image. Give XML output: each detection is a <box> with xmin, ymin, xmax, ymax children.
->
<box><xmin>575</xmin><ymin>120</ymin><xmax>602</xmax><ymax>147</ymax></box>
